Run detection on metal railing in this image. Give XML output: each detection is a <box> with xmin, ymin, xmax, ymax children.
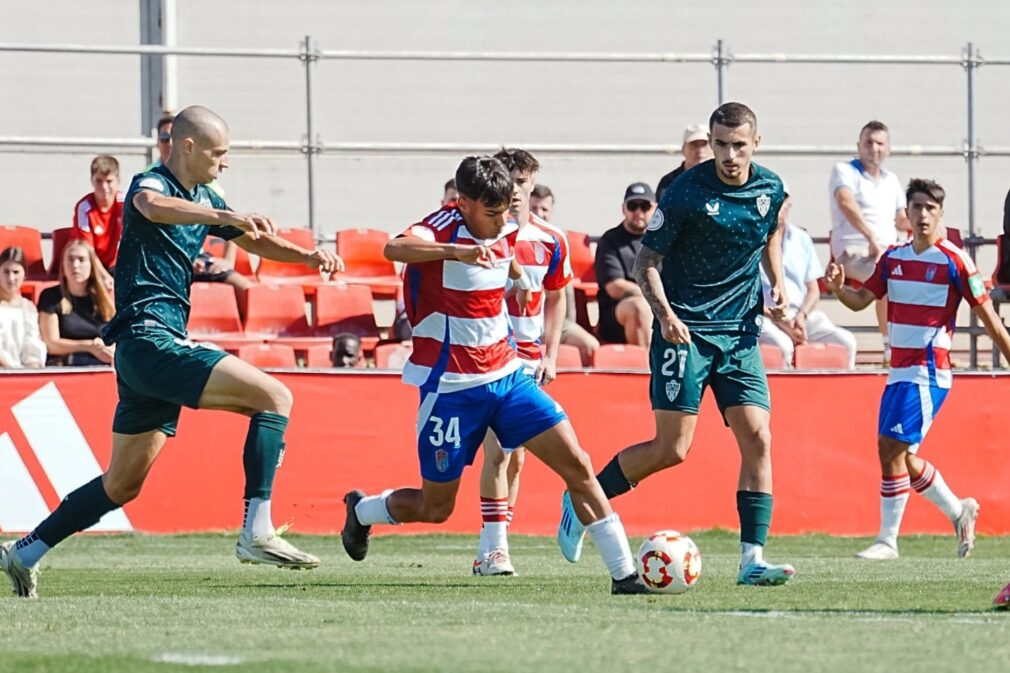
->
<box><xmin>1</xmin><ymin>39</ymin><xmax>1007</xmax><ymax>364</ymax></box>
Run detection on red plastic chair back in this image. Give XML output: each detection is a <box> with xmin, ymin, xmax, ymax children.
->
<box><xmin>0</xmin><ymin>225</ymin><xmax>46</xmax><ymax>278</ymax></box>
<box><xmin>591</xmin><ymin>344</ymin><xmax>648</xmax><ymax>370</ymax></box>
<box><xmin>242</xmin><ymin>284</ymin><xmax>310</xmax><ymax>336</ymax></box>
<box><xmin>236</xmin><ymin>343</ymin><xmax>297</xmax><ymax>368</ymax></box>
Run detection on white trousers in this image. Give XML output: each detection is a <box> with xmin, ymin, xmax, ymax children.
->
<box><xmin>759</xmin><ymin>310</ymin><xmax>857</xmax><ymax>369</ymax></box>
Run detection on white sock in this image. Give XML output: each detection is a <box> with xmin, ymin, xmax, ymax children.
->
<box><xmin>355</xmin><ymin>489</ymin><xmax>398</xmax><ymax>525</ymax></box>
<box><xmin>480</xmin><ymin>522</ymin><xmax>508</xmax><ymax>557</ymax></box>
<box><xmin>741</xmin><ymin>542</ymin><xmax>764</xmax><ymax>567</ymax></box>
<box><xmin>912</xmin><ymin>463</ymin><xmax>963</xmax><ymax>521</ymax></box>
<box><xmin>878</xmin><ymin>474</ymin><xmax>911</xmax><ymax>548</ymax></box>
<box><xmin>585</xmin><ymin>513</ymin><xmax>635</xmax><ymax>580</ymax></box>
<box><xmin>243</xmin><ymin>498</ymin><xmax>274</xmax><ymax>537</ymax></box>
<box><xmin>14</xmin><ymin>533</ymin><xmax>50</xmax><ymax>569</ymax></box>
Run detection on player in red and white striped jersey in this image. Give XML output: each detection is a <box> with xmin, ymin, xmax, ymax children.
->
<box><xmin>472</xmin><ymin>149</ymin><xmax>574</xmax><ymax>576</ymax></box>
<box><xmin>341</xmin><ymin>156</ymin><xmax>649</xmax><ymax>594</ymax></box>
<box><xmin>826</xmin><ymin>178</ymin><xmax>1010</xmax><ymax>561</ymax></box>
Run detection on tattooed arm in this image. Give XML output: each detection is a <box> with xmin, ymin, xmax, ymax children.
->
<box><xmin>632</xmin><ymin>246</ymin><xmax>691</xmax><ymax>344</ymax></box>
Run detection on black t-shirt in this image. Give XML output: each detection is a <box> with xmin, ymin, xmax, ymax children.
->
<box><xmin>37</xmin><ymin>286</ymin><xmax>106</xmax><ymax>342</ymax></box>
<box><xmin>595</xmin><ymin>222</ymin><xmax>645</xmax><ymax>324</ymax></box>
<box><xmin>656</xmin><ymin>162</ymin><xmax>687</xmax><ymax>202</ymax></box>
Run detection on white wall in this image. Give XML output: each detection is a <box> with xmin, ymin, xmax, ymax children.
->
<box><xmin>2</xmin><ymin>0</ymin><xmax>1008</xmax><ymax>274</ymax></box>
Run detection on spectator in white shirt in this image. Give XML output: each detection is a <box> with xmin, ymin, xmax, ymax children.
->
<box><xmin>762</xmin><ymin>190</ymin><xmax>857</xmax><ymax>368</ymax></box>
<box><xmin>0</xmin><ymin>246</ymin><xmax>46</xmax><ymax>369</ymax></box>
<box><xmin>829</xmin><ymin>120</ymin><xmax>910</xmax><ymax>361</ymax></box>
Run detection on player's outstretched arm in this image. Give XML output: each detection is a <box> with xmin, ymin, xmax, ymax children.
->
<box><xmin>235</xmin><ymin>234</ymin><xmax>343</xmax><ymax>275</ymax></box>
<box><xmin>633</xmin><ymin>246</ymin><xmax>690</xmax><ymax>344</ymax></box>
<box><xmin>132</xmin><ymin>191</ymin><xmax>276</xmax><ymax>239</ymax></box>
<box><xmin>384</xmin><ymin>237</ymin><xmax>496</xmax><ymax>267</ymax></box>
<box><xmin>973</xmin><ymin>302</ymin><xmax>1010</xmax><ymax>363</ymax></box>
<box><xmin>824</xmin><ymin>262</ymin><xmax>876</xmax><ymax>311</ymax></box>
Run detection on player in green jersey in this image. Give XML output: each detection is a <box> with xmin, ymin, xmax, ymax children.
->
<box><xmin>1</xmin><ymin>106</ymin><xmax>342</xmax><ymax>598</ymax></box>
<box><xmin>557</xmin><ymin>102</ymin><xmax>796</xmax><ymax>586</ymax></box>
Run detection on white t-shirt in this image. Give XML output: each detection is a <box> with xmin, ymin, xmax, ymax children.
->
<box><xmin>761</xmin><ymin>224</ymin><xmax>821</xmax><ymax>312</ymax></box>
<box><xmin>0</xmin><ymin>299</ymin><xmax>46</xmax><ymax>368</ymax></box>
<box><xmin>829</xmin><ymin>159</ymin><xmax>906</xmax><ymax>257</ymax></box>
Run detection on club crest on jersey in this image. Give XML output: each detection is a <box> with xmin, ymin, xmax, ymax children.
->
<box><xmin>756</xmin><ymin>194</ymin><xmax>771</xmax><ymax>217</ymax></box>
<box><xmin>705</xmin><ymin>201</ymin><xmax>720</xmax><ymax>217</ymax></box>
<box><xmin>647</xmin><ymin>209</ymin><xmax>665</xmax><ymax>231</ymax></box>
<box><xmin>665</xmin><ymin>380</ymin><xmax>681</xmax><ymax>402</ymax></box>
<box><xmin>435</xmin><ymin>449</ymin><xmax>449</xmax><ymax>473</ymax></box>
<box><xmin>925</xmin><ymin>266</ymin><xmax>937</xmax><ymax>281</ymax></box>
<box><xmin>534</xmin><ymin>242</ymin><xmax>546</xmax><ymax>264</ymax></box>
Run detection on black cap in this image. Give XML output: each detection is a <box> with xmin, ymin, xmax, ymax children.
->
<box><xmin>623</xmin><ymin>182</ymin><xmax>656</xmax><ymax>203</ymax></box>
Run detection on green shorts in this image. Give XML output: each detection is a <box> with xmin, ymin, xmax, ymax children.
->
<box><xmin>649</xmin><ymin>329</ymin><xmax>770</xmax><ymax>418</ymax></box>
<box><xmin>112</xmin><ymin>332</ymin><xmax>229</xmax><ymax>436</ymax></box>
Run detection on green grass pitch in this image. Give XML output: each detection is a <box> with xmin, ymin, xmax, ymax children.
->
<box><xmin>2</xmin><ymin>531</ymin><xmax>1009</xmax><ymax>673</ymax></box>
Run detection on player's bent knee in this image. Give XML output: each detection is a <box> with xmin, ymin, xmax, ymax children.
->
<box><xmin>261</xmin><ymin>380</ymin><xmax>294</xmax><ymax>416</ymax></box>
<box><xmin>102</xmin><ymin>473</ymin><xmax>146</xmax><ymax>505</ymax></box>
<box><xmin>877</xmin><ymin>435</ymin><xmax>906</xmax><ymax>462</ymax></box>
<box><xmin>655</xmin><ymin>438</ymin><xmax>691</xmax><ymax>469</ymax></box>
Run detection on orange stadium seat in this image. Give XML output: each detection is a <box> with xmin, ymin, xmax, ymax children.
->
<box><xmin>48</xmin><ymin>227</ymin><xmax>73</xmax><ymax>278</ymax></box>
<box><xmin>592</xmin><ymin>344</ymin><xmax>648</xmax><ymax>370</ymax></box>
<box><xmin>330</xmin><ymin>228</ymin><xmax>401</xmax><ymax>299</ymax></box>
<box><xmin>255</xmin><ymin>228</ymin><xmax>324</xmax><ymax>290</ymax></box>
<box><xmin>945</xmin><ymin>226</ymin><xmax>964</xmax><ymax>249</ymax></box>
<box><xmin>794</xmin><ymin>343</ymin><xmax>850</xmax><ymax>370</ymax></box>
<box><xmin>759</xmin><ymin>344</ymin><xmax>787</xmax><ymax>370</ymax></box>
<box><xmin>2</xmin><ymin>225</ymin><xmax>52</xmax><ymax>300</ymax></box>
<box><xmin>304</xmin><ymin>343</ymin><xmax>334</xmax><ymax>368</ymax></box>
<box><xmin>242</xmin><ymin>284</ymin><xmax>311</xmax><ymax>337</ymax></box>
<box><xmin>204</xmin><ymin>236</ymin><xmax>255</xmax><ymax>277</ymax></box>
<box><xmin>555</xmin><ymin>344</ymin><xmax>584</xmax><ymax>369</ymax></box>
<box><xmin>0</xmin><ymin>225</ymin><xmax>46</xmax><ymax>278</ymax></box>
<box><xmin>374</xmin><ymin>342</ymin><xmax>412</xmax><ymax>370</ymax></box>
<box><xmin>236</xmin><ymin>343</ymin><xmax>297</xmax><ymax>368</ymax></box>
<box><xmin>311</xmin><ymin>283</ymin><xmax>381</xmax><ymax>352</ymax></box>
<box><xmin>188</xmin><ymin>282</ymin><xmax>245</xmax><ymax>336</ymax></box>
<box><xmin>566</xmin><ymin>230</ymin><xmax>599</xmax><ymax>330</ymax></box>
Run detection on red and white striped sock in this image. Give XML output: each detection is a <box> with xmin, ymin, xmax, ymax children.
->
<box><xmin>506</xmin><ymin>506</ymin><xmax>515</xmax><ymax>527</ymax></box>
<box><xmin>912</xmin><ymin>461</ymin><xmax>963</xmax><ymax>522</ymax></box>
<box><xmin>878</xmin><ymin>474</ymin><xmax>910</xmax><ymax>548</ymax></box>
<box><xmin>477</xmin><ymin>497</ymin><xmax>509</xmax><ymax>560</ymax></box>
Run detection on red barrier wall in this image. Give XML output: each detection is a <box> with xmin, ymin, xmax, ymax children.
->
<box><xmin>1</xmin><ymin>369</ymin><xmax>1008</xmax><ymax>536</ymax></box>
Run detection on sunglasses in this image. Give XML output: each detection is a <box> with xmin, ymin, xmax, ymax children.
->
<box><xmin>626</xmin><ymin>200</ymin><xmax>653</xmax><ymax>213</ymax></box>
<box><xmin>158</xmin><ymin>132</ymin><xmax>171</xmax><ymax>143</ymax></box>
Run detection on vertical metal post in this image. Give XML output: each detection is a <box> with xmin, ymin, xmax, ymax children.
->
<box><xmin>714</xmin><ymin>39</ymin><xmax>727</xmax><ymax>105</ymax></box>
<box><xmin>301</xmin><ymin>35</ymin><xmax>318</xmax><ymax>238</ymax></box>
<box><xmin>964</xmin><ymin>42</ymin><xmax>980</xmax><ymax>367</ymax></box>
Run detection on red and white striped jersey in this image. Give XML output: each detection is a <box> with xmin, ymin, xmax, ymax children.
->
<box><xmin>506</xmin><ymin>215</ymin><xmax>574</xmax><ymax>361</ymax></box>
<box><xmin>400</xmin><ymin>204</ymin><xmax>523</xmax><ymax>392</ymax></box>
<box><xmin>71</xmin><ymin>192</ymin><xmax>124</xmax><ymax>270</ymax></box>
<box><xmin>864</xmin><ymin>238</ymin><xmax>989</xmax><ymax>388</ymax></box>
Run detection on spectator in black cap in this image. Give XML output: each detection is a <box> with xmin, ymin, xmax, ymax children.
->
<box><xmin>594</xmin><ymin>182</ymin><xmax>657</xmax><ymax>347</ymax></box>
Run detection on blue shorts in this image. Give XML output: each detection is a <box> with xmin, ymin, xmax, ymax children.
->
<box><xmin>415</xmin><ymin>369</ymin><xmax>568</xmax><ymax>482</ymax></box>
<box><xmin>878</xmin><ymin>381</ymin><xmax>949</xmax><ymax>453</ymax></box>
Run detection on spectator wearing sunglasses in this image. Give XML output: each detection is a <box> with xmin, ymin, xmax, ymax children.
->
<box><xmin>595</xmin><ymin>182</ymin><xmax>657</xmax><ymax>346</ymax></box>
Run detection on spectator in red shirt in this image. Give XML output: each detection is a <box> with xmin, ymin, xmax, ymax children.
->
<box><xmin>71</xmin><ymin>155</ymin><xmax>123</xmax><ymax>284</ymax></box>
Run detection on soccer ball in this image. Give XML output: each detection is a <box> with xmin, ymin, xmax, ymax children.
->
<box><xmin>636</xmin><ymin>530</ymin><xmax>702</xmax><ymax>594</ymax></box>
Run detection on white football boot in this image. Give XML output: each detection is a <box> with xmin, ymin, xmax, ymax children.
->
<box><xmin>0</xmin><ymin>541</ymin><xmax>38</xmax><ymax>598</ymax></box>
<box><xmin>236</xmin><ymin>530</ymin><xmax>320</xmax><ymax>569</ymax></box>
<box><xmin>472</xmin><ymin>549</ymin><xmax>516</xmax><ymax>576</ymax></box>
<box><xmin>954</xmin><ymin>497</ymin><xmax>979</xmax><ymax>559</ymax></box>
<box><xmin>855</xmin><ymin>541</ymin><xmax>900</xmax><ymax>560</ymax></box>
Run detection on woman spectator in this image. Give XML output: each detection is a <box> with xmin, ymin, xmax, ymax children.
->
<box><xmin>37</xmin><ymin>240</ymin><xmax>115</xmax><ymax>366</ymax></box>
<box><xmin>0</xmin><ymin>246</ymin><xmax>46</xmax><ymax>368</ymax></box>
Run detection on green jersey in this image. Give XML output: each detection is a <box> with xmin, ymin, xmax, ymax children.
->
<box><xmin>641</xmin><ymin>160</ymin><xmax>784</xmax><ymax>335</ymax></box>
<box><xmin>102</xmin><ymin>165</ymin><xmax>244</xmax><ymax>344</ymax></box>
